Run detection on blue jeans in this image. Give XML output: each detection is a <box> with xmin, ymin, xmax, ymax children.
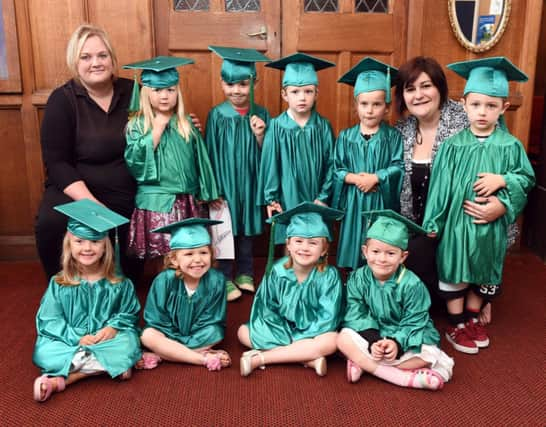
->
<box><xmin>217</xmin><ymin>235</ymin><xmax>254</xmax><ymax>280</ymax></box>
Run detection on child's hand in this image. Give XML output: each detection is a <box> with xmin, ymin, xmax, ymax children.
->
<box><xmin>380</xmin><ymin>339</ymin><xmax>398</xmax><ymax>362</ymax></box>
<box><xmin>473</xmin><ymin>173</ymin><xmax>505</xmax><ymax>197</ymax></box>
<box><xmin>313</xmin><ymin>199</ymin><xmax>327</xmax><ymax>207</ymax></box>
<box><xmin>93</xmin><ymin>326</ymin><xmax>117</xmax><ymax>343</ymax></box>
<box><xmin>189</xmin><ymin>113</ymin><xmax>202</xmax><ymax>132</ymax></box>
<box><xmin>370</xmin><ymin>341</ymin><xmax>384</xmax><ymax>361</ymax></box>
<box><xmin>354</xmin><ymin>173</ymin><xmax>379</xmax><ymax>193</ymax></box>
<box><xmin>250</xmin><ymin>115</ymin><xmax>266</xmax><ymax>138</ymax></box>
<box><xmin>427</xmin><ymin>232</ymin><xmax>437</xmax><ymax>238</ymax></box>
<box><xmin>79</xmin><ymin>334</ymin><xmax>97</xmax><ymax>346</ymax></box>
<box><xmin>209</xmin><ymin>198</ymin><xmax>224</xmax><ymax>211</ymax></box>
<box><xmin>267</xmin><ymin>201</ymin><xmax>283</xmax><ymax>218</ymax></box>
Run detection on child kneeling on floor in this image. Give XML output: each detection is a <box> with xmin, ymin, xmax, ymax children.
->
<box><xmin>137</xmin><ymin>218</ymin><xmax>231</xmax><ymax>371</ymax></box>
<box><xmin>33</xmin><ymin>200</ymin><xmax>142</xmax><ymax>402</ymax></box>
<box><xmin>238</xmin><ymin>202</ymin><xmax>344</xmax><ymax>377</ymax></box>
<box><xmin>337</xmin><ymin>210</ymin><xmax>453</xmax><ymax>391</ymax></box>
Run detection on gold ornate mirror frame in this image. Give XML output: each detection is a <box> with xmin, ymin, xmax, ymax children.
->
<box><xmin>448</xmin><ymin>0</ymin><xmax>511</xmax><ymax>53</ymax></box>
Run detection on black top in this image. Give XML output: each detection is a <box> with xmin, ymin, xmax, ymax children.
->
<box><xmin>410</xmin><ymin>161</ymin><xmax>431</xmax><ymax>225</ymax></box>
<box><xmin>40</xmin><ymin>77</ymin><xmax>136</xmax><ymax>213</ymax></box>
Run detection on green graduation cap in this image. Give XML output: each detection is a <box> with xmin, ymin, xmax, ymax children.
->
<box><xmin>265</xmin><ymin>202</ymin><xmax>344</xmax><ymax>274</ymax></box>
<box><xmin>152</xmin><ymin>218</ymin><xmax>222</xmax><ymax>250</ymax></box>
<box><xmin>338</xmin><ymin>57</ymin><xmax>398</xmax><ymax>103</ymax></box>
<box><xmin>363</xmin><ymin>209</ymin><xmax>426</xmax><ymax>250</ymax></box>
<box><xmin>123</xmin><ymin>56</ymin><xmax>195</xmax><ymax>113</ymax></box>
<box><xmin>54</xmin><ymin>199</ymin><xmax>129</xmax><ymax>275</ymax></box>
<box><xmin>54</xmin><ymin>199</ymin><xmax>129</xmax><ymax>241</ymax></box>
<box><xmin>209</xmin><ymin>46</ymin><xmax>271</xmax><ymax>116</ymax></box>
<box><xmin>266</xmin><ymin>52</ymin><xmax>335</xmax><ymax>87</ymax></box>
<box><xmin>447</xmin><ymin>56</ymin><xmax>528</xmax><ymax>98</ymax></box>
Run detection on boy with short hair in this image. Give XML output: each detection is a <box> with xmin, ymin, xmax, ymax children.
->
<box><xmin>257</xmin><ymin>53</ymin><xmax>336</xmax><ymax>245</ymax></box>
<box><xmin>423</xmin><ymin>57</ymin><xmax>535</xmax><ymax>354</ymax></box>
<box><xmin>206</xmin><ymin>46</ymin><xmax>271</xmax><ymax>301</ymax></box>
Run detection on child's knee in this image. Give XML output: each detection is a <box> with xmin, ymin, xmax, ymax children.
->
<box><xmin>140</xmin><ymin>327</ymin><xmax>163</xmax><ymax>347</ymax></box>
<box><xmin>237</xmin><ymin>324</ymin><xmax>251</xmax><ymax>346</ymax></box>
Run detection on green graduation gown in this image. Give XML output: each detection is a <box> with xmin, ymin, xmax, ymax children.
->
<box><xmin>257</xmin><ymin>110</ymin><xmax>335</xmax><ymax>243</ymax></box>
<box><xmin>423</xmin><ymin>128</ymin><xmax>535</xmax><ymax>285</ymax></box>
<box><xmin>342</xmin><ymin>265</ymin><xmax>440</xmax><ymax>353</ymax></box>
<box><xmin>248</xmin><ymin>257</ymin><xmax>343</xmax><ymax>350</ymax></box>
<box><xmin>205</xmin><ymin>102</ymin><xmax>270</xmax><ymax>236</ymax></box>
<box><xmin>33</xmin><ymin>277</ymin><xmax>142</xmax><ymax>378</ymax></box>
<box><xmin>125</xmin><ymin>116</ymin><xmax>219</xmax><ymax>213</ymax></box>
<box><xmin>332</xmin><ymin>123</ymin><xmax>404</xmax><ymax>269</ymax></box>
<box><xmin>143</xmin><ymin>268</ymin><xmax>226</xmax><ymax>349</ymax></box>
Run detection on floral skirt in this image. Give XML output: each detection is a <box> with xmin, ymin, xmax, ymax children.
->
<box><xmin>127</xmin><ymin>194</ymin><xmax>208</xmax><ymax>259</ymax></box>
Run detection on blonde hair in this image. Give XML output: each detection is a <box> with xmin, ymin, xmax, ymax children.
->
<box><xmin>163</xmin><ymin>245</ymin><xmax>215</xmax><ymax>279</ymax></box>
<box><xmin>66</xmin><ymin>24</ymin><xmax>118</xmax><ymax>82</ymax></box>
<box><xmin>284</xmin><ymin>238</ymin><xmax>330</xmax><ymax>273</ymax></box>
<box><xmin>55</xmin><ymin>232</ymin><xmax>122</xmax><ymax>286</ymax></box>
<box><xmin>126</xmin><ymin>85</ymin><xmax>193</xmax><ymax>140</ymax></box>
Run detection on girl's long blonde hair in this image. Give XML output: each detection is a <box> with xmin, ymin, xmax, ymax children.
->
<box><xmin>284</xmin><ymin>238</ymin><xmax>330</xmax><ymax>273</ymax></box>
<box><xmin>126</xmin><ymin>85</ymin><xmax>193</xmax><ymax>140</ymax></box>
<box><xmin>55</xmin><ymin>232</ymin><xmax>122</xmax><ymax>286</ymax></box>
<box><xmin>163</xmin><ymin>245</ymin><xmax>215</xmax><ymax>280</ymax></box>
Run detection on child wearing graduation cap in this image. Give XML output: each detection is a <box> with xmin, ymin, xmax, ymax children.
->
<box><xmin>422</xmin><ymin>57</ymin><xmax>535</xmax><ymax>354</ymax></box>
<box><xmin>333</xmin><ymin>57</ymin><xmax>404</xmax><ymax>270</ymax></box>
<box><xmin>257</xmin><ymin>53</ymin><xmax>336</xmax><ymax>245</ymax></box>
<box><xmin>337</xmin><ymin>210</ymin><xmax>453</xmax><ymax>391</ymax></box>
<box><xmin>205</xmin><ymin>46</ymin><xmax>271</xmax><ymax>301</ymax></box>
<box><xmin>238</xmin><ymin>202</ymin><xmax>344</xmax><ymax>377</ymax></box>
<box><xmin>123</xmin><ymin>56</ymin><xmax>219</xmax><ymax>261</ymax></box>
<box><xmin>138</xmin><ymin>218</ymin><xmax>231</xmax><ymax>371</ymax></box>
<box><xmin>33</xmin><ymin>199</ymin><xmax>142</xmax><ymax>402</ymax></box>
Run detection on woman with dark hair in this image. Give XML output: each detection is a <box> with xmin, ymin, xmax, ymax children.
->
<box><xmin>394</xmin><ymin>56</ymin><xmax>509</xmax><ymax>323</ymax></box>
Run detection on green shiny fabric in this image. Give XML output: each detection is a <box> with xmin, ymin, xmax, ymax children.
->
<box><xmin>125</xmin><ymin>116</ymin><xmax>219</xmax><ymax>212</ymax></box>
<box><xmin>423</xmin><ymin>128</ymin><xmax>535</xmax><ymax>285</ymax></box>
<box><xmin>342</xmin><ymin>265</ymin><xmax>440</xmax><ymax>353</ymax></box>
<box><xmin>33</xmin><ymin>277</ymin><xmax>142</xmax><ymax>378</ymax></box>
<box><xmin>248</xmin><ymin>257</ymin><xmax>343</xmax><ymax>350</ymax></box>
<box><xmin>205</xmin><ymin>102</ymin><xmax>270</xmax><ymax>236</ymax></box>
<box><xmin>332</xmin><ymin>123</ymin><xmax>404</xmax><ymax>269</ymax></box>
<box><xmin>67</xmin><ymin>218</ymin><xmax>107</xmax><ymax>240</ymax></box>
<box><xmin>143</xmin><ymin>268</ymin><xmax>226</xmax><ymax>349</ymax></box>
<box><xmin>257</xmin><ymin>111</ymin><xmax>335</xmax><ymax>244</ymax></box>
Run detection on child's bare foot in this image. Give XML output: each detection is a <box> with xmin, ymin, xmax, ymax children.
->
<box><xmin>135</xmin><ymin>352</ymin><xmax>162</xmax><ymax>370</ymax></box>
<box><xmin>478</xmin><ymin>303</ymin><xmax>492</xmax><ymax>325</ymax></box>
<box><xmin>33</xmin><ymin>375</ymin><xmax>65</xmax><ymax>402</ymax></box>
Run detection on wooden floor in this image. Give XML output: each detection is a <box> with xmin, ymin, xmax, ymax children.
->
<box><xmin>1</xmin><ymin>250</ymin><xmax>545</xmax><ymax>426</ymax></box>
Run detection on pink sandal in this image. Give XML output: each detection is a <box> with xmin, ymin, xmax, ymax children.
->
<box><xmin>135</xmin><ymin>352</ymin><xmax>162</xmax><ymax>370</ymax></box>
<box><xmin>407</xmin><ymin>368</ymin><xmax>444</xmax><ymax>390</ymax></box>
<box><xmin>346</xmin><ymin>359</ymin><xmax>363</xmax><ymax>383</ymax></box>
<box><xmin>33</xmin><ymin>375</ymin><xmax>65</xmax><ymax>402</ymax></box>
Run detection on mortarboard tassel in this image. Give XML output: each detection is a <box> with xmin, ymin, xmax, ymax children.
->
<box><xmin>249</xmin><ymin>74</ymin><xmax>255</xmax><ymax>118</ymax></box>
<box><xmin>114</xmin><ymin>228</ymin><xmax>124</xmax><ymax>277</ymax></box>
<box><xmin>386</xmin><ymin>66</ymin><xmax>391</xmax><ymax>104</ymax></box>
<box><xmin>128</xmin><ymin>72</ymin><xmax>140</xmax><ymax>115</ymax></box>
<box><xmin>264</xmin><ymin>220</ymin><xmax>276</xmax><ymax>275</ymax></box>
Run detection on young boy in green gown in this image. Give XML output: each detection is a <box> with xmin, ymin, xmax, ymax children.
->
<box><xmin>206</xmin><ymin>46</ymin><xmax>271</xmax><ymax>302</ymax></box>
<box><xmin>257</xmin><ymin>53</ymin><xmax>336</xmax><ymax>245</ymax></box>
<box><xmin>423</xmin><ymin>57</ymin><xmax>535</xmax><ymax>354</ymax></box>
<box><xmin>337</xmin><ymin>210</ymin><xmax>453</xmax><ymax>391</ymax></box>
<box><xmin>333</xmin><ymin>57</ymin><xmax>404</xmax><ymax>270</ymax></box>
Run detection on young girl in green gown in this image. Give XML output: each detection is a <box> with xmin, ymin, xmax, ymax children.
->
<box><xmin>238</xmin><ymin>203</ymin><xmax>344</xmax><ymax>377</ymax></box>
<box><xmin>33</xmin><ymin>200</ymin><xmax>142</xmax><ymax>402</ymax></box>
<box><xmin>138</xmin><ymin>218</ymin><xmax>231</xmax><ymax>371</ymax></box>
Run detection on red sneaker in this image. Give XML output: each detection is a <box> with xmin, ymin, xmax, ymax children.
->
<box><xmin>445</xmin><ymin>325</ymin><xmax>479</xmax><ymax>354</ymax></box>
<box><xmin>465</xmin><ymin>319</ymin><xmax>490</xmax><ymax>348</ymax></box>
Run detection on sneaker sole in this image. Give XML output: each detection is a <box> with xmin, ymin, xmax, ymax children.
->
<box><xmin>473</xmin><ymin>339</ymin><xmax>490</xmax><ymax>348</ymax></box>
<box><xmin>236</xmin><ymin>284</ymin><xmax>255</xmax><ymax>293</ymax></box>
<box><xmin>227</xmin><ymin>289</ymin><xmax>242</xmax><ymax>301</ymax></box>
<box><xmin>445</xmin><ymin>332</ymin><xmax>479</xmax><ymax>354</ymax></box>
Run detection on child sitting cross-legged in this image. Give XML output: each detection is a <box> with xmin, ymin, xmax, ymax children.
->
<box><xmin>337</xmin><ymin>210</ymin><xmax>453</xmax><ymax>391</ymax></box>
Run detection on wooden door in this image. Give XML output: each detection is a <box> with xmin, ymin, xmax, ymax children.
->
<box><xmin>151</xmin><ymin>1</ymin><xmax>282</xmax><ymax>125</ymax></box>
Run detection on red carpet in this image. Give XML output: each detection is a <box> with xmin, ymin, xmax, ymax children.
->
<box><xmin>1</xmin><ymin>251</ymin><xmax>544</xmax><ymax>426</ymax></box>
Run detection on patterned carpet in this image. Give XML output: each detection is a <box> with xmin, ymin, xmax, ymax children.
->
<box><xmin>1</xmin><ymin>251</ymin><xmax>544</xmax><ymax>426</ymax></box>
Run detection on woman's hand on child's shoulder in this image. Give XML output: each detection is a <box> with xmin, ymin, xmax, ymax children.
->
<box><xmin>190</xmin><ymin>113</ymin><xmax>202</xmax><ymax>132</ymax></box>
